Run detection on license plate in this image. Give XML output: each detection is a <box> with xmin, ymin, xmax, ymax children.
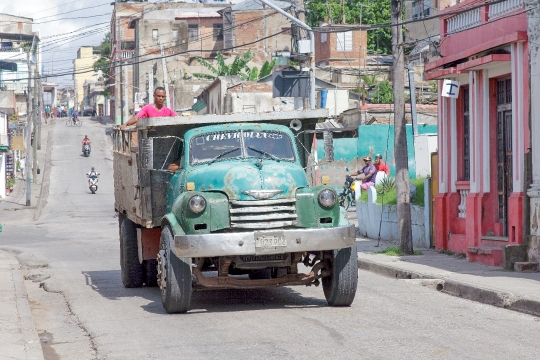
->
<box><xmin>255</xmin><ymin>236</ymin><xmax>287</xmax><ymax>248</ymax></box>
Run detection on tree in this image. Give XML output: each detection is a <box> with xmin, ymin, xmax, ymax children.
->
<box><xmin>194</xmin><ymin>51</ymin><xmax>254</xmax><ymax>80</ymax></box>
<box><xmin>93</xmin><ymin>32</ymin><xmax>111</xmax><ymax>97</ymax></box>
<box><xmin>194</xmin><ymin>51</ymin><xmax>276</xmax><ymax>81</ymax></box>
<box><xmin>306</xmin><ymin>0</ymin><xmax>392</xmax><ymax>54</ymax></box>
<box><xmin>391</xmin><ymin>0</ymin><xmax>413</xmax><ymax>255</ymax></box>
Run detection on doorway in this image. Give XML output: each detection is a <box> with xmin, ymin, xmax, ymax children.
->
<box><xmin>496</xmin><ymin>78</ymin><xmax>512</xmax><ymax>236</ymax></box>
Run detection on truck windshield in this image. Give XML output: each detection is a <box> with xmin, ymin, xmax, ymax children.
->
<box><xmin>190</xmin><ymin>130</ymin><xmax>295</xmax><ymax>165</ymax></box>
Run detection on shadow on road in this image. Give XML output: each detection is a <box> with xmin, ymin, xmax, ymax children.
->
<box><xmin>83</xmin><ymin>270</ymin><xmax>328</xmax><ymax>315</ymax></box>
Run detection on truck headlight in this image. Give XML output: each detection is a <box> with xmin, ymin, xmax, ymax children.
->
<box><xmin>318</xmin><ymin>189</ymin><xmax>337</xmax><ymax>208</ymax></box>
<box><xmin>188</xmin><ymin>195</ymin><xmax>206</xmax><ymax>213</ymax></box>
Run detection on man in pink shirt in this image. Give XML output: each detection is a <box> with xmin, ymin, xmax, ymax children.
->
<box><xmin>120</xmin><ymin>87</ymin><xmax>177</xmax><ymax>129</ymax></box>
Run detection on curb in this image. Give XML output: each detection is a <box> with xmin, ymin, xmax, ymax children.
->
<box><xmin>358</xmin><ymin>257</ymin><xmax>540</xmax><ymax>318</ymax></box>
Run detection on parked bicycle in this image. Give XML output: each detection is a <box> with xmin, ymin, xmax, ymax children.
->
<box><xmin>338</xmin><ymin>175</ymin><xmax>356</xmax><ymax>210</ymax></box>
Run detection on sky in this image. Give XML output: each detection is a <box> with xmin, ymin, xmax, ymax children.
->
<box><xmin>0</xmin><ymin>0</ymin><xmax>115</xmax><ymax>87</ymax></box>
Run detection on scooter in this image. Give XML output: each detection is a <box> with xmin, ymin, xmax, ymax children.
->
<box><xmin>83</xmin><ymin>143</ymin><xmax>91</xmax><ymax>157</ymax></box>
<box><xmin>88</xmin><ymin>173</ymin><xmax>99</xmax><ymax>194</ymax></box>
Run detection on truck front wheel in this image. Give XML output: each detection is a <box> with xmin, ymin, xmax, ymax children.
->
<box><xmin>322</xmin><ymin>246</ymin><xmax>358</xmax><ymax>306</ymax></box>
<box><xmin>120</xmin><ymin>218</ymin><xmax>144</xmax><ymax>288</ymax></box>
<box><xmin>158</xmin><ymin>226</ymin><xmax>192</xmax><ymax>313</ymax></box>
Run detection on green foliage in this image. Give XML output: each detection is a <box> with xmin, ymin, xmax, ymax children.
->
<box><xmin>259</xmin><ymin>58</ymin><xmax>276</xmax><ymax>79</ymax></box>
<box><xmin>371</xmin><ymin>80</ymin><xmax>394</xmax><ymax>104</ymax></box>
<box><xmin>306</xmin><ymin>0</ymin><xmax>392</xmax><ymax>54</ymax></box>
<box><xmin>6</xmin><ymin>176</ymin><xmax>15</xmax><ymax>189</ymax></box>
<box><xmin>192</xmin><ymin>73</ymin><xmax>216</xmax><ymax>80</ymax></box>
<box><xmin>92</xmin><ymin>32</ymin><xmax>111</xmax><ymax>97</ymax></box>
<box><xmin>247</xmin><ymin>67</ymin><xmax>259</xmax><ymax>81</ymax></box>
<box><xmin>373</xmin><ymin>246</ymin><xmax>423</xmax><ymax>256</ymax></box>
<box><xmin>375</xmin><ymin>176</ymin><xmax>395</xmax><ymax>196</ymax></box>
<box><xmin>15</xmin><ymin>159</ymin><xmax>20</xmax><ymax>172</ymax></box>
<box><xmin>195</xmin><ymin>50</ymin><xmax>255</xmax><ymax>80</ymax></box>
<box><xmin>359</xmin><ymin>177</ymin><xmax>425</xmax><ymax>206</ymax></box>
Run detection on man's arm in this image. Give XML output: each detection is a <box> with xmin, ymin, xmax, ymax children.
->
<box><xmin>120</xmin><ymin>114</ymin><xmax>139</xmax><ymax>129</ymax></box>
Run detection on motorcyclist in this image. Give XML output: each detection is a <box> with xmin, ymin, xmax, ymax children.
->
<box><xmin>82</xmin><ymin>135</ymin><xmax>91</xmax><ymax>153</ymax></box>
<box><xmin>87</xmin><ymin>167</ymin><xmax>98</xmax><ymax>179</ymax></box>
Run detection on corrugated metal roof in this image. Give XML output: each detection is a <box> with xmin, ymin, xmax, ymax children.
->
<box><xmin>231</xmin><ymin>0</ymin><xmax>292</xmax><ymax>12</ymax></box>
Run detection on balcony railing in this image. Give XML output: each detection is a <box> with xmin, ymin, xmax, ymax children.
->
<box><xmin>488</xmin><ymin>0</ymin><xmax>524</xmax><ymax>20</ymax></box>
<box><xmin>446</xmin><ymin>8</ymin><xmax>481</xmax><ymax>34</ymax></box>
<box><xmin>121</xmin><ymin>50</ymin><xmax>134</xmax><ymax>59</ymax></box>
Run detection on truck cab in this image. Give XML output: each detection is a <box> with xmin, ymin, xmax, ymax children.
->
<box><xmin>113</xmin><ymin>111</ymin><xmax>358</xmax><ymax>313</ymax></box>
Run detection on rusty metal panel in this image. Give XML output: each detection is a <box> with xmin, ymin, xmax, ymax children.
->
<box><xmin>136</xmin><ymin>227</ymin><xmax>161</xmax><ymax>262</ymax></box>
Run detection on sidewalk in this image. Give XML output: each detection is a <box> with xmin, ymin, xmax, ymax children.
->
<box><xmin>0</xmin><ymin>122</ymin><xmax>54</xmax><ymax>360</ymax></box>
<box><xmin>348</xmin><ymin>203</ymin><xmax>540</xmax><ymax>317</ymax></box>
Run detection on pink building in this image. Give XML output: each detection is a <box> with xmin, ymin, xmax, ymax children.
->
<box><xmin>424</xmin><ymin>0</ymin><xmax>531</xmax><ymax>267</ymax></box>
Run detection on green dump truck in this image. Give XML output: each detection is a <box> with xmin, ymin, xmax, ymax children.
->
<box><xmin>113</xmin><ymin>110</ymin><xmax>357</xmax><ymax>313</ymax></box>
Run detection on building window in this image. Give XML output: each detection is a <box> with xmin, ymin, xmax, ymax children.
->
<box><xmin>152</xmin><ymin>29</ymin><xmax>159</xmax><ymax>41</ymax></box>
<box><xmin>188</xmin><ymin>24</ymin><xmax>199</xmax><ymax>42</ymax></box>
<box><xmin>213</xmin><ymin>24</ymin><xmax>223</xmax><ymax>41</ymax></box>
<box><xmin>336</xmin><ymin>31</ymin><xmax>352</xmax><ymax>52</ymax></box>
<box><xmin>321</xmin><ymin>32</ymin><xmax>327</xmax><ymax>43</ymax></box>
<box><xmin>172</xmin><ymin>29</ymin><xmax>178</xmax><ymax>41</ymax></box>
<box><xmin>462</xmin><ymin>87</ymin><xmax>470</xmax><ymax>181</ymax></box>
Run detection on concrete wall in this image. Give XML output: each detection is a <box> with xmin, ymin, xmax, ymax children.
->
<box><xmin>414</xmin><ymin>134</ymin><xmax>438</xmax><ymax>178</ymax></box>
<box><xmin>355</xmin><ymin>180</ymin><xmax>431</xmax><ymax>248</ymax></box>
<box><xmin>0</xmin><ymin>14</ymin><xmax>33</xmax><ymax>35</ymax></box>
<box><xmin>226</xmin><ymin>91</ymin><xmax>274</xmax><ymax>113</ymax></box>
<box><xmin>316</xmin><ymin>89</ymin><xmax>350</xmax><ymax>116</ymax></box>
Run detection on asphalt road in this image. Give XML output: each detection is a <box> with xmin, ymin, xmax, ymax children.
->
<box><xmin>1</xmin><ymin>118</ymin><xmax>540</xmax><ymax>359</ymax></box>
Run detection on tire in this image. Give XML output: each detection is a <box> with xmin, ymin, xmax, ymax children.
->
<box><xmin>77</xmin><ymin>120</ymin><xmax>82</xmax><ymax>127</ymax></box>
<box><xmin>343</xmin><ymin>196</ymin><xmax>350</xmax><ymax>210</ymax></box>
<box><xmin>322</xmin><ymin>245</ymin><xmax>358</xmax><ymax>307</ymax></box>
<box><xmin>120</xmin><ymin>218</ymin><xmax>144</xmax><ymax>288</ymax></box>
<box><xmin>158</xmin><ymin>226</ymin><xmax>192</xmax><ymax>313</ymax></box>
<box><xmin>144</xmin><ymin>259</ymin><xmax>158</xmax><ymax>287</ymax></box>
<box><xmin>91</xmin><ymin>189</ymin><xmax>95</xmax><ymax>194</ymax></box>
<box><xmin>66</xmin><ymin>119</ymin><xmax>71</xmax><ymax>126</ymax></box>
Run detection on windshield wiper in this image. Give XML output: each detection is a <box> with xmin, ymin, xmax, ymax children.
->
<box><xmin>207</xmin><ymin>147</ymin><xmax>240</xmax><ymax>165</ymax></box>
<box><xmin>247</xmin><ymin>146</ymin><xmax>281</xmax><ymax>162</ymax></box>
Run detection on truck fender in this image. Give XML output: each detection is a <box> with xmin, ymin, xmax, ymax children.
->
<box><xmin>162</xmin><ymin>213</ymin><xmax>185</xmax><ymax>237</ymax></box>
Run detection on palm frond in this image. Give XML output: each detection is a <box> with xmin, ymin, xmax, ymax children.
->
<box><xmin>192</xmin><ymin>73</ymin><xmax>216</xmax><ymax>80</ymax></box>
<box><xmin>195</xmin><ymin>56</ymin><xmax>217</xmax><ymax>75</ymax></box>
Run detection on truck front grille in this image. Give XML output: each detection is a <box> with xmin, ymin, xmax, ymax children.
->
<box><xmin>229</xmin><ymin>199</ymin><xmax>297</xmax><ymax>229</ymax></box>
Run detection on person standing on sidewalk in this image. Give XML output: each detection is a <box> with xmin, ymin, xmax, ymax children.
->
<box><xmin>20</xmin><ymin>157</ymin><xmax>25</xmax><ymax>180</ymax></box>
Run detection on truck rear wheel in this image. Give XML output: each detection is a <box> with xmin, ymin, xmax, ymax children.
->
<box><xmin>120</xmin><ymin>218</ymin><xmax>144</xmax><ymax>288</ymax></box>
<box><xmin>322</xmin><ymin>245</ymin><xmax>358</xmax><ymax>306</ymax></box>
<box><xmin>158</xmin><ymin>226</ymin><xmax>192</xmax><ymax>313</ymax></box>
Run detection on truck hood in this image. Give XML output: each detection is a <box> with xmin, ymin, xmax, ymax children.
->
<box><xmin>186</xmin><ymin>160</ymin><xmax>307</xmax><ymax>200</ymax></box>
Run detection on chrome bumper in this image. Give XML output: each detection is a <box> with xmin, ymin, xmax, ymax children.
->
<box><xmin>172</xmin><ymin>225</ymin><xmax>356</xmax><ymax>258</ymax></box>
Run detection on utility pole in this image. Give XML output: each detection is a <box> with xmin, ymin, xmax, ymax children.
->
<box><xmin>408</xmin><ymin>62</ymin><xmax>418</xmax><ymax>136</ymax></box>
<box><xmin>37</xmin><ymin>70</ymin><xmax>43</xmax><ymax>150</ymax></box>
<box><xmin>391</xmin><ymin>0</ymin><xmax>413</xmax><ymax>254</ymax></box>
<box><xmin>148</xmin><ymin>64</ymin><xmax>154</xmax><ymax>101</ymax></box>
<box><xmin>160</xmin><ymin>43</ymin><xmax>171</xmax><ymax>108</ymax></box>
<box><xmin>124</xmin><ymin>64</ymin><xmax>129</xmax><ymax>121</ymax></box>
<box><xmin>25</xmin><ymin>36</ymin><xmax>37</xmax><ymax>206</ymax></box>
<box><xmin>119</xmin><ymin>63</ymin><xmax>124</xmax><ymax>125</ymax></box>
<box><xmin>32</xmin><ymin>66</ymin><xmax>38</xmax><ymax>183</ymax></box>
<box><xmin>358</xmin><ymin>3</ymin><xmax>368</xmax><ymax>72</ymax></box>
<box><xmin>261</xmin><ymin>0</ymin><xmax>315</xmax><ymax>109</ymax></box>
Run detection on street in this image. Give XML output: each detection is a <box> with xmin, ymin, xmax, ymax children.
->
<box><xmin>1</xmin><ymin>119</ymin><xmax>540</xmax><ymax>359</ymax></box>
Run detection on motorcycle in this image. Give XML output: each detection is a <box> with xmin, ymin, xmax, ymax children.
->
<box><xmin>88</xmin><ymin>173</ymin><xmax>99</xmax><ymax>194</ymax></box>
<box><xmin>338</xmin><ymin>175</ymin><xmax>356</xmax><ymax>210</ymax></box>
<box><xmin>83</xmin><ymin>143</ymin><xmax>91</xmax><ymax>157</ymax></box>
